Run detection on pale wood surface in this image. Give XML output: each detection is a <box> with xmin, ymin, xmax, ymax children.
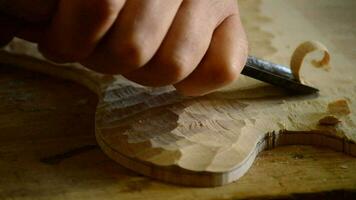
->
<box><xmin>1</xmin><ymin>0</ymin><xmax>356</xmax><ymax>199</ymax></box>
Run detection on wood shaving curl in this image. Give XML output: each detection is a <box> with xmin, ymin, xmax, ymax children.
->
<box><xmin>290</xmin><ymin>41</ymin><xmax>330</xmax><ymax>82</ymax></box>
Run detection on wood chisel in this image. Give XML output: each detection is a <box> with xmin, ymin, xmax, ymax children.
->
<box><xmin>243</xmin><ymin>56</ymin><xmax>318</xmax><ymax>94</ymax></box>
<box><xmin>148</xmin><ymin>56</ymin><xmax>319</xmax><ymax>107</ymax></box>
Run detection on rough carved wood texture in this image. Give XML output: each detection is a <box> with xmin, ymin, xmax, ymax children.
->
<box><xmin>1</xmin><ymin>0</ymin><xmax>356</xmax><ymax>191</ymax></box>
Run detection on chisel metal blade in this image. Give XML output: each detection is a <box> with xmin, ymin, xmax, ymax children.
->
<box><xmin>242</xmin><ymin>56</ymin><xmax>319</xmax><ymax>94</ymax></box>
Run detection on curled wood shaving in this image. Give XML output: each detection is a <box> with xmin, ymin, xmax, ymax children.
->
<box><xmin>290</xmin><ymin>41</ymin><xmax>330</xmax><ymax>82</ymax></box>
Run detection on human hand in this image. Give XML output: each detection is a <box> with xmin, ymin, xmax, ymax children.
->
<box><xmin>1</xmin><ymin>0</ymin><xmax>248</xmax><ymax>96</ymax></box>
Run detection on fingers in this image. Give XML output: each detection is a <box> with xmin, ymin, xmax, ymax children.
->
<box><xmin>174</xmin><ymin>14</ymin><xmax>248</xmax><ymax>96</ymax></box>
<box><xmin>124</xmin><ymin>0</ymin><xmax>236</xmax><ymax>86</ymax></box>
<box><xmin>24</xmin><ymin>0</ymin><xmax>247</xmax><ymax>97</ymax></box>
<box><xmin>39</xmin><ymin>0</ymin><xmax>125</xmax><ymax>62</ymax></box>
<box><xmin>82</xmin><ymin>0</ymin><xmax>183</xmax><ymax>74</ymax></box>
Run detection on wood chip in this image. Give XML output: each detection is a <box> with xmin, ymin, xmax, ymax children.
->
<box><xmin>328</xmin><ymin>99</ymin><xmax>351</xmax><ymax>115</ymax></box>
<box><xmin>318</xmin><ymin>115</ymin><xmax>341</xmax><ymax>126</ymax></box>
<box><xmin>290</xmin><ymin>41</ymin><xmax>330</xmax><ymax>82</ymax></box>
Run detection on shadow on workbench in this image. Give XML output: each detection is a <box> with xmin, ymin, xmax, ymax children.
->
<box><xmin>0</xmin><ymin>65</ymin><xmax>154</xmax><ymax>198</ymax></box>
<box><xmin>244</xmin><ymin>190</ymin><xmax>356</xmax><ymax>200</ymax></box>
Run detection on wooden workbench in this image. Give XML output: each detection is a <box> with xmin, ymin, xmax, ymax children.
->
<box><xmin>1</xmin><ymin>0</ymin><xmax>356</xmax><ymax>199</ymax></box>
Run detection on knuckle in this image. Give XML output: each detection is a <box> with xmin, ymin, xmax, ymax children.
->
<box><xmin>81</xmin><ymin>0</ymin><xmax>119</xmax><ymax>20</ymax></box>
<box><xmin>211</xmin><ymin>62</ymin><xmax>240</xmax><ymax>84</ymax></box>
<box><xmin>161</xmin><ymin>56</ymin><xmax>192</xmax><ymax>83</ymax></box>
<box><xmin>109</xmin><ymin>37</ymin><xmax>147</xmax><ymax>70</ymax></box>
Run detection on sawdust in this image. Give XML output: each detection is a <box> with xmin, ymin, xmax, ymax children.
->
<box><xmin>328</xmin><ymin>99</ymin><xmax>351</xmax><ymax>115</ymax></box>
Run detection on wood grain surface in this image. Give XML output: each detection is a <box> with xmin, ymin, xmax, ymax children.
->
<box><xmin>1</xmin><ymin>0</ymin><xmax>356</xmax><ymax>199</ymax></box>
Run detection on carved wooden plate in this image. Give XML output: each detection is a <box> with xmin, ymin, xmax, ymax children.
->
<box><xmin>1</xmin><ymin>41</ymin><xmax>355</xmax><ymax>186</ymax></box>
